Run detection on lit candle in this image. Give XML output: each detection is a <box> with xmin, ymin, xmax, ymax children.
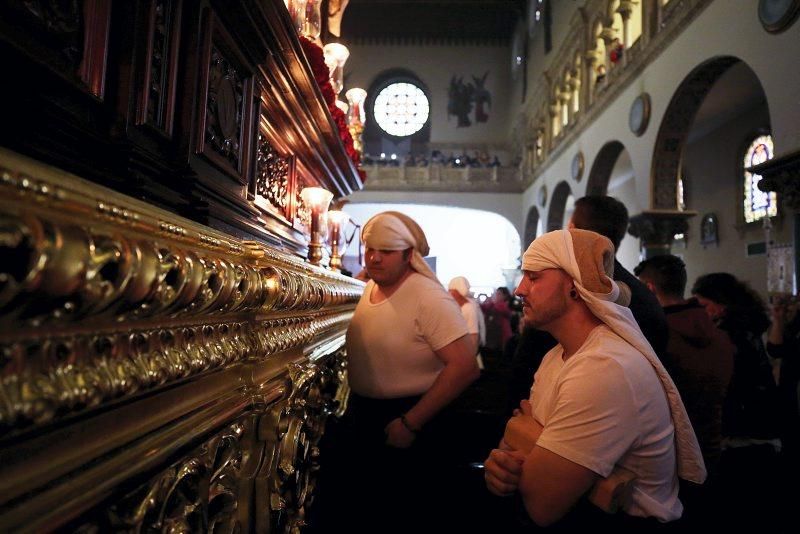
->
<box><xmin>327</xmin><ymin>210</ymin><xmax>350</xmax><ymax>271</ymax></box>
<box><xmin>300</xmin><ymin>187</ymin><xmax>333</xmax><ymax>265</ymax></box>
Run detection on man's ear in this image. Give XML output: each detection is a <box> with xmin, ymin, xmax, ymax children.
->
<box><xmin>642</xmin><ymin>280</ymin><xmax>657</xmax><ymax>295</ymax></box>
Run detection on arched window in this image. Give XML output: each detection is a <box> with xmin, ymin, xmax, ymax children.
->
<box><xmin>743</xmin><ymin>134</ymin><xmax>777</xmax><ymax>223</ymax></box>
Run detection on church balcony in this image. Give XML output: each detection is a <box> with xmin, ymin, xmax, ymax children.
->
<box><xmin>361</xmin><ymin>164</ymin><xmax>524</xmax><ymax>193</ymax></box>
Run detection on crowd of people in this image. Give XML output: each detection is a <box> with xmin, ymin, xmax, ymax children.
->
<box><xmin>362</xmin><ymin>149</ymin><xmax>503</xmax><ymax>168</ymax></box>
<box><xmin>309</xmin><ymin>196</ymin><xmax>798</xmax><ymax>533</ymax></box>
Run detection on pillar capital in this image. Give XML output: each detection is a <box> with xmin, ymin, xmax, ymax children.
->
<box><xmin>628</xmin><ymin>209</ymin><xmax>697</xmax><ymax>257</ymax></box>
<box><xmin>756</xmin><ymin>150</ymin><xmax>800</xmax><ymax>211</ymax></box>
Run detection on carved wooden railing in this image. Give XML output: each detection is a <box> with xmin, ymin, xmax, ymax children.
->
<box><xmin>0</xmin><ymin>149</ymin><xmax>362</xmax><ymax>532</ymax></box>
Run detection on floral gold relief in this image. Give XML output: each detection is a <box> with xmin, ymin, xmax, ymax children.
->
<box><xmin>0</xmin><ymin>150</ymin><xmax>362</xmax><ymax>436</ymax></box>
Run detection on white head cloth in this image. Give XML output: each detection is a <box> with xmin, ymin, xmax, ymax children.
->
<box><xmin>522</xmin><ymin>229</ymin><xmax>707</xmax><ymax>484</ymax></box>
<box><xmin>362</xmin><ymin>211</ymin><xmax>439</xmax><ymax>283</ymax></box>
<box><xmin>448</xmin><ymin>276</ymin><xmax>471</xmax><ymax>297</ymax></box>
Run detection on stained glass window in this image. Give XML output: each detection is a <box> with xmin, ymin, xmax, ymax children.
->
<box><xmin>373</xmin><ymin>82</ymin><xmax>429</xmax><ymax>137</ymax></box>
<box><xmin>743</xmin><ymin>134</ymin><xmax>777</xmax><ymax>223</ymax></box>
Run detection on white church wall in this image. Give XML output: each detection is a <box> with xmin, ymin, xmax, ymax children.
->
<box><xmin>344</xmin><ymin>43</ymin><xmax>512</xmax><ymax>146</ymax></box>
<box><xmin>523</xmin><ymin>0</ymin><xmax>800</xmax><ymax>299</ymax></box>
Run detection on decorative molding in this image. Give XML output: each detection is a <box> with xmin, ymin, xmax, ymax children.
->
<box><xmin>103</xmin><ymin>420</ymin><xmax>248</xmax><ymax>532</ymax></box>
<box><xmin>196</xmin><ymin>10</ymin><xmax>253</xmax><ymax>183</ymax></box>
<box><xmin>205</xmin><ymin>43</ymin><xmax>246</xmax><ymax>171</ymax></box>
<box><xmin>137</xmin><ymin>0</ymin><xmax>182</xmax><ymax>134</ymax></box>
<box><xmin>0</xmin><ymin>148</ymin><xmax>362</xmax><ymax>434</ymax></box>
<box><xmin>256</xmin><ymin>132</ymin><xmax>294</xmax><ymax>221</ymax></box>
<box><xmin>523</xmin><ymin>0</ymin><xmax>715</xmax><ymax>190</ymax></box>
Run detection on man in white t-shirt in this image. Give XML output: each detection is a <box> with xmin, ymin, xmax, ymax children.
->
<box><xmin>325</xmin><ymin>211</ymin><xmax>479</xmax><ymax>531</ymax></box>
<box><xmin>483</xmin><ymin>229</ymin><xmax>705</xmax><ymax>530</ymax></box>
<box><xmin>448</xmin><ymin>275</ymin><xmax>486</xmax><ymax>367</ymax></box>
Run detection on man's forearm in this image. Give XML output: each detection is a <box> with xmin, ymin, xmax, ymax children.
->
<box><xmin>404</xmin><ymin>354</ymin><xmax>479</xmax><ymax>429</ymax></box>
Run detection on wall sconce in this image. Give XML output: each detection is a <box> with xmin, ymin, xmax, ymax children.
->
<box><xmin>323</xmin><ymin>43</ymin><xmax>349</xmax><ymax>96</ymax></box>
<box><xmin>300</xmin><ymin>186</ymin><xmax>333</xmax><ymax>265</ymax></box>
<box><xmin>327</xmin><ymin>210</ymin><xmax>350</xmax><ymax>272</ymax></box>
<box><xmin>345</xmin><ymin>87</ymin><xmax>367</xmax><ymax>154</ymax></box>
<box><xmin>335</xmin><ymin>100</ymin><xmax>349</xmax><ymax>115</ymax></box>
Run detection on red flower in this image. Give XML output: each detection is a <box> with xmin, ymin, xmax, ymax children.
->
<box><xmin>299</xmin><ymin>36</ymin><xmax>330</xmax><ymax>86</ymax></box>
<box><xmin>299</xmin><ymin>36</ymin><xmax>362</xmax><ymax>171</ymax></box>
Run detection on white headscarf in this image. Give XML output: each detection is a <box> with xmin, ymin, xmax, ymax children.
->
<box><xmin>448</xmin><ymin>276</ymin><xmax>471</xmax><ymax>297</ymax></box>
<box><xmin>362</xmin><ymin>211</ymin><xmax>439</xmax><ymax>283</ymax></box>
<box><xmin>523</xmin><ymin>229</ymin><xmax>707</xmax><ymax>484</ymax></box>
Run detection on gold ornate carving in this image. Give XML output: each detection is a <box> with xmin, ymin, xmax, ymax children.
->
<box><xmin>74</xmin><ymin>420</ymin><xmax>248</xmax><ymax>532</ymax></box>
<box><xmin>0</xmin><ymin>149</ymin><xmax>363</xmax><ymax>435</ymax></box>
<box><xmin>260</xmin><ymin>356</ymin><xmax>344</xmax><ymax>532</ymax></box>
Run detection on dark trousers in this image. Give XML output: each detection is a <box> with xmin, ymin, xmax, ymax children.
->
<box><xmin>309</xmin><ymin>394</ymin><xmax>463</xmax><ymax>533</ymax></box>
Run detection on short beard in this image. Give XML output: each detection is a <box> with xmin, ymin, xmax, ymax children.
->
<box><xmin>524</xmin><ymin>291</ymin><xmax>569</xmax><ymax>330</ymax></box>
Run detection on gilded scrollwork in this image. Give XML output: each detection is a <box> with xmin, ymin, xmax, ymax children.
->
<box><xmin>260</xmin><ymin>356</ymin><xmax>343</xmax><ymax>532</ymax></box>
<box><xmin>99</xmin><ymin>421</ymin><xmax>247</xmax><ymax>532</ymax></box>
<box><xmin>0</xmin><ymin>154</ymin><xmax>363</xmax><ymax>436</ymax></box>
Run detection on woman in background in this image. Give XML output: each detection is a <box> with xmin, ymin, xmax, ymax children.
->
<box><xmin>692</xmin><ymin>272</ymin><xmax>783</xmax><ymax>530</ymax></box>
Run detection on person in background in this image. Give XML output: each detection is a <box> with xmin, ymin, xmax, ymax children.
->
<box><xmin>449</xmin><ymin>275</ymin><xmax>486</xmax><ymax>369</ymax></box>
<box><xmin>691</xmin><ymin>272</ymin><xmax>783</xmax><ymax>531</ymax></box>
<box><xmin>569</xmin><ymin>196</ymin><xmax>668</xmax><ymax>357</ymax></box>
<box><xmin>635</xmin><ymin>255</ymin><xmax>734</xmax><ymax>470</ymax></box>
<box><xmin>481</xmin><ymin>286</ymin><xmax>513</xmax><ymax>358</ymax></box>
<box><xmin>767</xmin><ymin>294</ymin><xmax>800</xmax><ymax>461</ymax></box>
<box><xmin>484</xmin><ymin>229</ymin><xmax>705</xmax><ymax>530</ymax></box>
<box><xmin>635</xmin><ymin>255</ymin><xmax>735</xmax><ymax>529</ymax></box>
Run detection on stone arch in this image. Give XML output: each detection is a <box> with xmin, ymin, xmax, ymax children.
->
<box><xmin>586</xmin><ymin>140</ymin><xmax>625</xmax><ymax>195</ymax></box>
<box><xmin>547</xmin><ymin>181</ymin><xmax>572</xmax><ymax>231</ymax></box>
<box><xmin>651</xmin><ymin>56</ymin><xmax>768</xmax><ymax>209</ymax></box>
<box><xmin>523</xmin><ymin>205</ymin><xmax>540</xmax><ymax>248</ymax></box>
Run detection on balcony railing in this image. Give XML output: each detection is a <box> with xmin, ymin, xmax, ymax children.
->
<box><xmin>361</xmin><ymin>164</ymin><xmax>523</xmax><ymax>192</ymax></box>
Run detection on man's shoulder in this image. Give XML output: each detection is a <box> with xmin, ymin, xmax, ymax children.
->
<box><xmin>402</xmin><ymin>273</ymin><xmax>459</xmax><ymax>309</ymax></box>
<box><xmin>574</xmin><ymin>327</ymin><xmax>649</xmax><ymax>368</ymax></box>
<box><xmin>404</xmin><ymin>271</ymin><xmax>445</xmax><ymax>291</ymax></box>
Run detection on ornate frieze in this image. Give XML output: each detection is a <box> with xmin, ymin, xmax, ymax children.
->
<box><xmin>257</xmin><ymin>132</ymin><xmax>293</xmax><ymax>219</ymax></box>
<box><xmin>0</xmin><ymin>149</ymin><xmax>363</xmax><ymax>436</ymax></box>
<box><xmin>205</xmin><ymin>43</ymin><xmax>245</xmax><ymax>170</ymax></box>
<box><xmin>102</xmin><ymin>420</ymin><xmax>248</xmax><ymax>532</ymax></box>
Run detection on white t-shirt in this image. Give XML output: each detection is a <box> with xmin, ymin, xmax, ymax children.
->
<box><xmin>346</xmin><ymin>273</ymin><xmax>469</xmax><ymax>398</ymax></box>
<box><xmin>530</xmin><ymin>325</ymin><xmax>682</xmax><ymax>521</ymax></box>
<box><xmin>460</xmin><ymin>299</ymin><xmax>486</xmax><ymax>346</ymax></box>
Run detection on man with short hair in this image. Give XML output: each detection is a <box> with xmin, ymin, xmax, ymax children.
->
<box><xmin>569</xmin><ymin>195</ymin><xmax>669</xmax><ymax>355</ymax></box>
<box><xmin>634</xmin><ymin>255</ymin><xmax>734</xmax><ymax>471</ymax></box>
<box><xmin>484</xmin><ymin>229</ymin><xmax>705</xmax><ymax>529</ymax></box>
<box><xmin>448</xmin><ymin>275</ymin><xmax>486</xmax><ymax>355</ymax></box>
